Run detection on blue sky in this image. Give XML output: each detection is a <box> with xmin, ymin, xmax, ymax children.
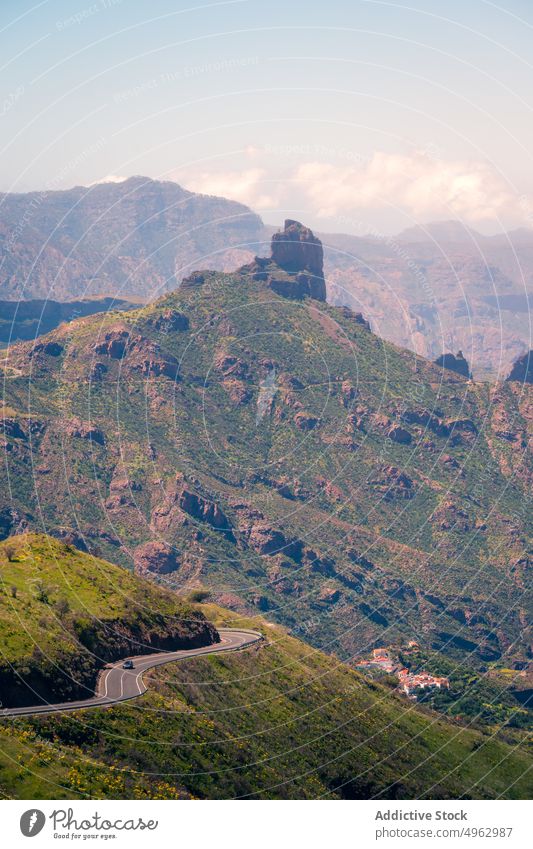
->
<box><xmin>1</xmin><ymin>0</ymin><xmax>533</xmax><ymax>233</ymax></box>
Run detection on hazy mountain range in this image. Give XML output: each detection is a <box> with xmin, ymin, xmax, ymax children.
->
<box><xmin>1</xmin><ymin>176</ymin><xmax>531</xmax><ymax>379</ymax></box>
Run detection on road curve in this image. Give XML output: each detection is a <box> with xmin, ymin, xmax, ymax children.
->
<box><xmin>1</xmin><ymin>628</ymin><xmax>262</xmax><ymax>718</ymax></box>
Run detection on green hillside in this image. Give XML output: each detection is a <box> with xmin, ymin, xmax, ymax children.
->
<box><xmin>0</xmin><ymin>222</ymin><xmax>531</xmax><ymax>673</ymax></box>
<box><xmin>0</xmin><ymin>534</ymin><xmax>217</xmax><ymax>707</ymax></box>
<box><xmin>0</xmin><ymin>599</ymin><xmax>531</xmax><ymax>800</ymax></box>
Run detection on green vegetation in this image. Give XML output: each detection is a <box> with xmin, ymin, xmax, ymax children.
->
<box><xmin>0</xmin><ymin>534</ymin><xmax>216</xmax><ymax>707</ymax></box>
<box><xmin>0</xmin><ymin>252</ymin><xmax>531</xmax><ymax>676</ymax></box>
<box><xmin>0</xmin><ymin>603</ymin><xmax>531</xmax><ymax>800</ymax></box>
<box><xmin>398</xmin><ymin>649</ymin><xmax>532</xmax><ymax>730</ymax></box>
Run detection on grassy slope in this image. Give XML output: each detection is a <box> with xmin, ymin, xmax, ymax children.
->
<box><xmin>0</xmin><ymin>534</ymin><xmax>216</xmax><ymax>706</ymax></box>
<box><xmin>0</xmin><ymin>603</ymin><xmax>531</xmax><ymax>801</ymax></box>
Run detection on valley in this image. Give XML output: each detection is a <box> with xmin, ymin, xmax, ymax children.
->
<box><xmin>1</xmin><ymin>222</ymin><xmax>530</xmax><ymax>673</ymax></box>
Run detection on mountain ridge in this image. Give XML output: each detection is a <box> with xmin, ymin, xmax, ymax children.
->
<box><xmin>1</xmin><ymin>176</ymin><xmax>531</xmax><ymax>378</ymax></box>
<box><xmin>1</xmin><ymin>221</ymin><xmax>530</xmax><ymax>673</ymax></box>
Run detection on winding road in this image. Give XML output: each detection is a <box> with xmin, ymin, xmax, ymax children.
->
<box><xmin>1</xmin><ymin>628</ymin><xmax>262</xmax><ymax>718</ymax></box>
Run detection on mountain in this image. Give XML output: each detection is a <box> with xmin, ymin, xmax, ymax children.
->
<box><xmin>1</xmin><ymin>221</ymin><xmax>531</xmax><ymax>675</ymax></box>
<box><xmin>0</xmin><ymin>533</ymin><xmax>217</xmax><ymax>708</ymax></box>
<box><xmin>397</xmin><ymin>220</ymin><xmax>482</xmax><ymax>244</ymax></box>
<box><xmin>323</xmin><ymin>223</ymin><xmax>533</xmax><ymax>379</ymax></box>
<box><xmin>2</xmin><ymin>177</ymin><xmax>531</xmax><ymax>379</ymax></box>
<box><xmin>0</xmin><ymin>296</ymin><xmax>137</xmax><ymax>347</ymax></box>
<box><xmin>0</xmin><ymin>538</ymin><xmax>530</xmax><ymax>799</ymax></box>
<box><xmin>0</xmin><ymin>176</ymin><xmax>265</xmax><ymax>301</ymax></box>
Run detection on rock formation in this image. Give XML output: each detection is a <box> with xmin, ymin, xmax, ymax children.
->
<box><xmin>134</xmin><ymin>541</ymin><xmax>181</xmax><ymax>575</ymax></box>
<box><xmin>507</xmin><ymin>350</ymin><xmax>532</xmax><ymax>384</ymax></box>
<box><xmin>246</xmin><ymin>220</ymin><xmax>327</xmax><ymax>301</ymax></box>
<box><xmin>434</xmin><ymin>350</ymin><xmax>471</xmax><ymax>379</ymax></box>
<box><xmin>271</xmin><ymin>219</ymin><xmax>324</xmax><ymax>276</ymax></box>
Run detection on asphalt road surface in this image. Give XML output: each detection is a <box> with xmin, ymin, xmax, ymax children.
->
<box><xmin>1</xmin><ymin>628</ymin><xmax>262</xmax><ymax>718</ymax></box>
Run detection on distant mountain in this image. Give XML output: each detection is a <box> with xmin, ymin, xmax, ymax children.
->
<box><xmin>397</xmin><ymin>219</ymin><xmax>483</xmax><ymax>244</ymax></box>
<box><xmin>322</xmin><ymin>222</ymin><xmax>533</xmax><ymax>379</ymax></box>
<box><xmin>0</xmin><ymin>176</ymin><xmax>265</xmax><ymax>301</ymax></box>
<box><xmin>1</xmin><ymin>221</ymin><xmax>530</xmax><ymax>672</ymax></box>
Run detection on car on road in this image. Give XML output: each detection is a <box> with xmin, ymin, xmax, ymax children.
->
<box><xmin>122</xmin><ymin>660</ymin><xmax>134</xmax><ymax>669</ymax></box>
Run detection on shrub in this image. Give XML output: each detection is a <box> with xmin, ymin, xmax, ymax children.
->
<box><xmin>35</xmin><ymin>581</ymin><xmax>50</xmax><ymax>603</ymax></box>
<box><xmin>54</xmin><ymin>597</ymin><xmax>70</xmax><ymax>616</ymax></box>
<box><xmin>4</xmin><ymin>542</ymin><xmax>17</xmax><ymax>562</ymax></box>
<box><xmin>186</xmin><ymin>587</ymin><xmax>210</xmax><ymax>603</ymax></box>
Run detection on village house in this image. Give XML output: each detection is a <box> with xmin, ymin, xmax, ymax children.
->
<box><xmin>397</xmin><ymin>668</ymin><xmax>450</xmax><ymax>696</ymax></box>
<box><xmin>356</xmin><ymin>647</ymin><xmax>396</xmax><ymax>674</ymax></box>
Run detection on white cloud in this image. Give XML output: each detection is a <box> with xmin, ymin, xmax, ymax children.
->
<box><xmin>90</xmin><ymin>174</ymin><xmax>128</xmax><ymax>185</ymax></box>
<box><xmin>180</xmin><ymin>167</ymin><xmax>280</xmax><ymax>209</ymax></box>
<box><xmin>293</xmin><ymin>151</ymin><xmax>522</xmax><ymax>223</ymax></box>
<box><xmin>174</xmin><ymin>150</ymin><xmax>529</xmax><ymax>228</ymax></box>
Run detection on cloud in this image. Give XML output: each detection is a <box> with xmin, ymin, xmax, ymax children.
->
<box><xmin>293</xmin><ymin>151</ymin><xmax>522</xmax><ymax>223</ymax></box>
<box><xmin>175</xmin><ymin>150</ymin><xmax>529</xmax><ymax>228</ymax></box>
<box><xmin>180</xmin><ymin>167</ymin><xmax>280</xmax><ymax>209</ymax></box>
<box><xmin>90</xmin><ymin>174</ymin><xmax>128</xmax><ymax>185</ymax></box>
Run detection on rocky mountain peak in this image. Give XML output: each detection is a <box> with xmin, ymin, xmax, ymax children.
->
<box><xmin>244</xmin><ymin>220</ymin><xmax>327</xmax><ymax>301</ymax></box>
<box><xmin>271</xmin><ymin>219</ymin><xmax>324</xmax><ymax>277</ymax></box>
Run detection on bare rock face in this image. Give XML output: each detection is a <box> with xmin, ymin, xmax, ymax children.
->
<box><xmin>271</xmin><ymin>219</ymin><xmax>324</xmax><ymax>276</ymax></box>
<box><xmin>233</xmin><ymin>502</ymin><xmax>303</xmax><ymax>561</ymax></box>
<box><xmin>372</xmin><ymin>465</ymin><xmax>415</xmax><ymax>500</ymax></box>
<box><xmin>222</xmin><ymin>379</ymin><xmax>252</xmax><ymax>405</ymax></box>
<box><xmin>214</xmin><ymin>352</ymin><xmax>252</xmax><ymax>403</ymax></box>
<box><xmin>294</xmin><ymin>411</ymin><xmax>319</xmax><ymax>431</ymax></box>
<box><xmin>434</xmin><ymin>350</ymin><xmax>471</xmax><ymax>379</ymax></box>
<box><xmin>0</xmin><ymin>507</ymin><xmax>29</xmax><ymax>540</ymax></box>
<box><xmin>149</xmin><ymin>309</ymin><xmax>189</xmax><ymax>333</ymax></box>
<box><xmin>507</xmin><ymin>350</ymin><xmax>532</xmax><ymax>384</ymax></box>
<box><xmin>345</xmin><ymin>413</ymin><xmax>365</xmax><ymax>434</ymax></box>
<box><xmin>30</xmin><ymin>340</ymin><xmax>64</xmax><ymax>358</ymax></box>
<box><xmin>317</xmin><ymin>586</ymin><xmax>341</xmax><ymax>604</ymax></box>
<box><xmin>94</xmin><ymin>328</ymin><xmax>130</xmax><ymax>359</ymax></box>
<box><xmin>341</xmin><ymin>380</ymin><xmax>358</xmax><ymax>407</ymax></box>
<box><xmin>400</xmin><ymin>408</ymin><xmax>449</xmax><ymax>437</ymax></box>
<box><xmin>338</xmin><ymin>306</ymin><xmax>371</xmax><ymax>331</ymax></box>
<box><xmin>264</xmin><ymin>220</ymin><xmax>326</xmax><ymax>301</ymax></box>
<box><xmin>94</xmin><ymin>327</ymin><xmax>180</xmax><ymax>379</ymax></box>
<box><xmin>387</xmin><ymin>425</ymin><xmax>412</xmax><ymax>445</ymax></box>
<box><xmin>432</xmin><ymin>499</ymin><xmax>471</xmax><ymax>532</ymax></box>
<box><xmin>65</xmin><ymin>417</ymin><xmax>105</xmax><ymax>446</ymax></box>
<box><xmin>134</xmin><ymin>541</ymin><xmax>181</xmax><ymax>575</ymax></box>
<box><xmin>176</xmin><ymin>485</ymin><xmax>235</xmax><ymax>540</ymax></box>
